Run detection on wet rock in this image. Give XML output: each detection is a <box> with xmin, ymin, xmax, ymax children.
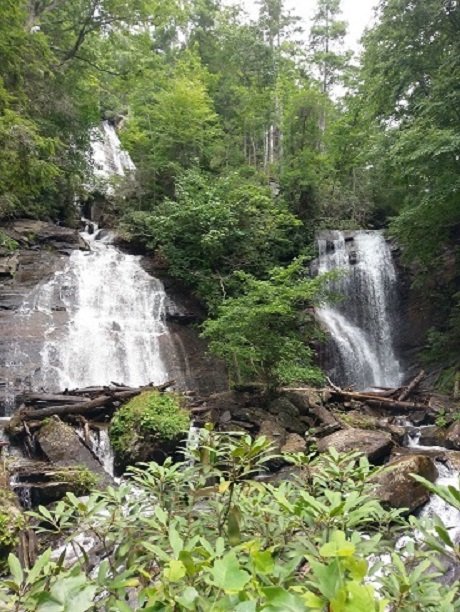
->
<box><xmin>371</xmin><ymin>454</ymin><xmax>438</xmax><ymax>512</ymax></box>
<box><xmin>445</xmin><ymin>422</ymin><xmax>460</xmax><ymax>450</ymax></box>
<box><xmin>281</xmin><ymin>433</ymin><xmax>307</xmax><ymax>454</ymax></box>
<box><xmin>35</xmin><ymin>417</ymin><xmax>111</xmax><ymax>487</ymax></box>
<box><xmin>418</xmin><ymin>425</ymin><xmax>447</xmax><ymax>447</ymax></box>
<box><xmin>444</xmin><ymin>451</ymin><xmax>460</xmax><ymax>472</ymax></box>
<box><xmin>268</xmin><ymin>397</ymin><xmax>299</xmax><ymax>419</ymax></box>
<box><xmin>317</xmin><ymin>428</ymin><xmax>393</xmax><ymax>463</ymax></box>
<box><xmin>6</xmin><ymin>220</ymin><xmax>80</xmax><ymax>249</ymax></box>
<box><xmin>9</xmin><ymin>459</ymin><xmax>99</xmax><ymax>507</ymax></box>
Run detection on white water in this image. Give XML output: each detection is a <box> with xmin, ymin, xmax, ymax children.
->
<box><xmin>316</xmin><ymin>230</ymin><xmax>403</xmax><ymax>389</ymax></box>
<box><xmin>90</xmin><ymin>121</ymin><xmax>135</xmax><ymax>189</ymax></box>
<box><xmin>35</xmin><ymin>230</ymin><xmax>169</xmax><ymax>391</ymax></box>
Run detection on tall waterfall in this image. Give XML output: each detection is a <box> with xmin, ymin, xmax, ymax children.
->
<box><xmin>316</xmin><ymin>230</ymin><xmax>403</xmax><ymax>390</ymax></box>
<box><xmin>3</xmin><ymin>123</ymin><xmax>173</xmax><ymax>405</ymax></box>
<box><xmin>35</xmin><ymin>230</ymin><xmax>170</xmax><ymax>391</ymax></box>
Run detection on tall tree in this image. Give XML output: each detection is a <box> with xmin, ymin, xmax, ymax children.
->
<box><xmin>310</xmin><ymin>0</ymin><xmax>350</xmax><ymax>94</ymax></box>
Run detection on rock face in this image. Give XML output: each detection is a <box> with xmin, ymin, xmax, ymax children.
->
<box><xmin>36</xmin><ymin>417</ymin><xmax>111</xmax><ymax>487</ymax></box>
<box><xmin>317</xmin><ymin>428</ymin><xmax>393</xmax><ymax>463</ymax></box>
<box><xmin>371</xmin><ymin>454</ymin><xmax>438</xmax><ymax>512</ymax></box>
<box><xmin>0</xmin><ymin>220</ymin><xmax>85</xmax><ymax>415</ymax></box>
<box><xmin>145</xmin><ymin>271</ymin><xmax>228</xmax><ymax>397</ymax></box>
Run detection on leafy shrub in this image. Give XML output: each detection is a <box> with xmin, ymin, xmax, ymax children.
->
<box><xmin>110</xmin><ymin>391</ymin><xmax>190</xmax><ymax>466</ymax></box>
<box><xmin>1</xmin><ymin>433</ymin><xmax>458</xmax><ymax>610</ymax></box>
<box><xmin>121</xmin><ymin>168</ymin><xmax>302</xmax><ymax>311</ymax></box>
<box><xmin>202</xmin><ymin>259</ymin><xmax>329</xmax><ymax>387</ymax></box>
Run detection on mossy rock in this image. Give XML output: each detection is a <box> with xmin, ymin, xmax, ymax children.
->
<box><xmin>110</xmin><ymin>391</ymin><xmax>190</xmax><ymax>471</ymax></box>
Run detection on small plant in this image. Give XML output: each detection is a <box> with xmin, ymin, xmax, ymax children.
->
<box><xmin>435</xmin><ymin>410</ymin><xmax>449</xmax><ymax>429</ymax></box>
<box><xmin>0</xmin><ymin>434</ymin><xmax>458</xmax><ymax>610</ymax></box>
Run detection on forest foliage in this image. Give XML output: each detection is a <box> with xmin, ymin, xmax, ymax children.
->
<box><xmin>0</xmin><ymin>0</ymin><xmax>459</xmax><ymax>382</ymax></box>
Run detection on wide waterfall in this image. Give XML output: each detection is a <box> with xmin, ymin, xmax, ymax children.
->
<box><xmin>316</xmin><ymin>230</ymin><xmax>403</xmax><ymax>390</ymax></box>
<box><xmin>35</xmin><ymin>229</ymin><xmax>170</xmax><ymax>391</ymax></box>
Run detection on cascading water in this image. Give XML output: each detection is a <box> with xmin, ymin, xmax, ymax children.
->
<box><xmin>36</xmin><ymin>228</ymin><xmax>170</xmax><ymax>391</ymax></box>
<box><xmin>316</xmin><ymin>230</ymin><xmax>403</xmax><ymax>389</ymax></box>
<box><xmin>90</xmin><ymin>121</ymin><xmax>135</xmax><ymax>187</ymax></box>
<box><xmin>4</xmin><ymin>124</ymin><xmax>173</xmax><ymax>397</ymax></box>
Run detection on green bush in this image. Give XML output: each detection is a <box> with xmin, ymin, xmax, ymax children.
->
<box><xmin>109</xmin><ymin>391</ymin><xmax>190</xmax><ymax>466</ymax></box>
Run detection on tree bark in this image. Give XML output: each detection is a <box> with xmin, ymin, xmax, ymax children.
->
<box><xmin>18</xmin><ymin>381</ymin><xmax>174</xmax><ymax>421</ymax></box>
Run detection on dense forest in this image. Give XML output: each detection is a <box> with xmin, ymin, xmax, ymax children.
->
<box><xmin>1</xmin><ymin>1</ymin><xmax>460</xmax><ymax>609</ymax></box>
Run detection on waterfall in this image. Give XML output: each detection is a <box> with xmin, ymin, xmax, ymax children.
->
<box><xmin>35</xmin><ymin>230</ymin><xmax>170</xmax><ymax>391</ymax></box>
<box><xmin>3</xmin><ymin>123</ymin><xmax>174</xmax><ymax>407</ymax></box>
<box><xmin>316</xmin><ymin>230</ymin><xmax>403</xmax><ymax>389</ymax></box>
<box><xmin>90</xmin><ymin>121</ymin><xmax>135</xmax><ymax>186</ymax></box>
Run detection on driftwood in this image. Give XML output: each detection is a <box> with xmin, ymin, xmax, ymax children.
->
<box><xmin>398</xmin><ymin>370</ymin><xmax>426</xmax><ymax>402</ymax></box>
<box><xmin>15</xmin><ymin>381</ymin><xmax>174</xmax><ymax>422</ymax></box>
<box><xmin>326</xmin><ymin>378</ymin><xmax>429</xmax><ymax>411</ymax></box>
<box><xmin>284</xmin><ymin>377</ymin><xmax>431</xmax><ymax>412</ymax></box>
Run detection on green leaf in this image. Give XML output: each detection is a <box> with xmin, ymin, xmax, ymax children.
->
<box><xmin>169</xmin><ymin>525</ymin><xmax>184</xmax><ymax>558</ymax></box>
<box><xmin>175</xmin><ymin>586</ymin><xmax>199</xmax><ymax>610</ymax></box>
<box><xmin>8</xmin><ymin>554</ymin><xmax>24</xmax><ymax>586</ymax></box>
<box><xmin>309</xmin><ymin>559</ymin><xmax>341</xmax><ymax>600</ymax></box>
<box><xmin>261</xmin><ymin>587</ymin><xmax>307</xmax><ymax>611</ymax></box>
<box><xmin>164</xmin><ymin>559</ymin><xmax>186</xmax><ymax>583</ymax></box>
<box><xmin>251</xmin><ymin>550</ymin><xmax>275</xmax><ymax>575</ymax></box>
<box><xmin>210</xmin><ymin>552</ymin><xmax>251</xmax><ymax>593</ymax></box>
<box><xmin>228</xmin><ymin>506</ymin><xmax>242</xmax><ymax>546</ymax></box>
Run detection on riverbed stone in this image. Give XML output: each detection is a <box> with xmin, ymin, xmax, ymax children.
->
<box><xmin>259</xmin><ymin>419</ymin><xmax>287</xmax><ymax>452</ymax></box>
<box><xmin>418</xmin><ymin>425</ymin><xmax>447</xmax><ymax>447</ymax></box>
<box><xmin>281</xmin><ymin>433</ymin><xmax>307</xmax><ymax>454</ymax></box>
<box><xmin>370</xmin><ymin>454</ymin><xmax>438</xmax><ymax>512</ymax></box>
<box><xmin>317</xmin><ymin>428</ymin><xmax>393</xmax><ymax>462</ymax></box>
<box><xmin>445</xmin><ymin>422</ymin><xmax>460</xmax><ymax>450</ymax></box>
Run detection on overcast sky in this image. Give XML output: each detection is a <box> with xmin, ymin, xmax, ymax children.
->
<box><xmin>233</xmin><ymin>0</ymin><xmax>378</xmax><ymax>50</ymax></box>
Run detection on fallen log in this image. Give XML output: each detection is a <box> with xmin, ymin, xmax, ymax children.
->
<box><xmin>329</xmin><ymin>388</ymin><xmax>429</xmax><ymax>411</ymax></box>
<box><xmin>16</xmin><ymin>381</ymin><xmax>174</xmax><ymax>422</ymax></box>
<box><xmin>398</xmin><ymin>370</ymin><xmax>426</xmax><ymax>402</ymax></box>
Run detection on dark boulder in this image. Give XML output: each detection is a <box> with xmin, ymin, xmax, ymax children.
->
<box><xmin>370</xmin><ymin>454</ymin><xmax>438</xmax><ymax>512</ymax></box>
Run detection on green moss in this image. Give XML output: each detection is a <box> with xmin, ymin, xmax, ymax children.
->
<box><xmin>336</xmin><ymin>411</ymin><xmax>378</xmax><ymax>430</ymax></box>
<box><xmin>51</xmin><ymin>467</ymin><xmax>99</xmax><ymax>495</ymax></box>
<box><xmin>0</xmin><ymin>230</ymin><xmax>18</xmax><ymax>252</ymax></box>
<box><xmin>109</xmin><ymin>391</ymin><xmax>190</xmax><ymax>463</ymax></box>
<box><xmin>0</xmin><ymin>493</ymin><xmax>24</xmax><ymax>569</ymax></box>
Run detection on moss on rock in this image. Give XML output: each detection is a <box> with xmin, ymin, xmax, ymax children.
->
<box><xmin>0</xmin><ymin>466</ymin><xmax>24</xmax><ymax>569</ymax></box>
<box><xmin>110</xmin><ymin>391</ymin><xmax>190</xmax><ymax>469</ymax></box>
